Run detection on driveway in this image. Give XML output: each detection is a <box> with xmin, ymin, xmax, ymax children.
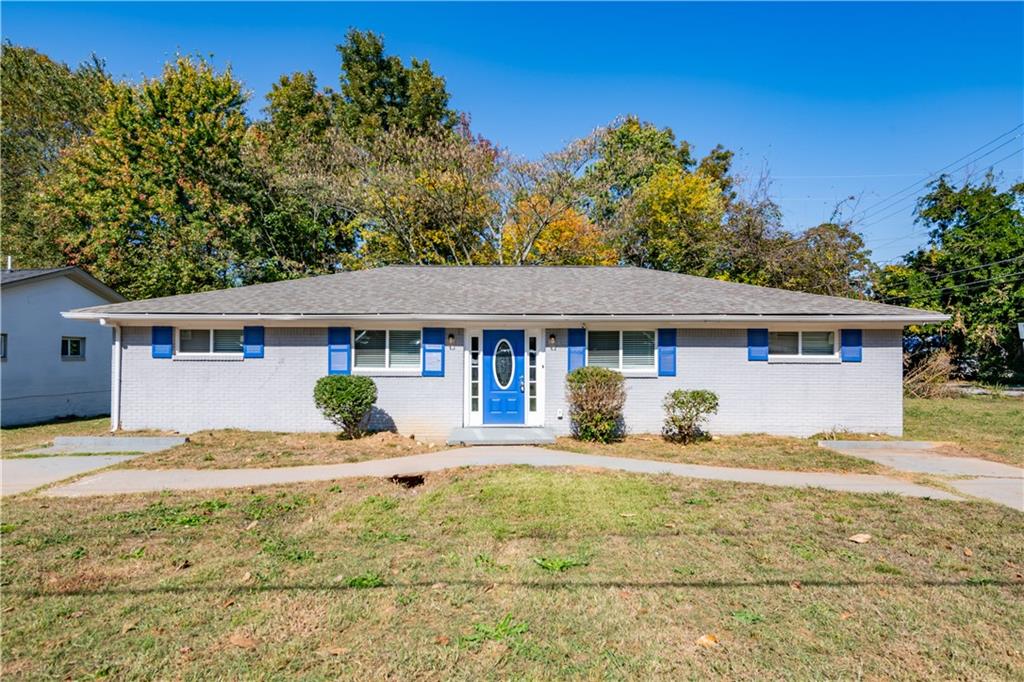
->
<box><xmin>1</xmin><ymin>455</ymin><xmax>140</xmax><ymax>496</ymax></box>
<box><xmin>42</xmin><ymin>446</ymin><xmax>961</xmax><ymax>500</ymax></box>
<box><xmin>820</xmin><ymin>440</ymin><xmax>1023</xmax><ymax>511</ymax></box>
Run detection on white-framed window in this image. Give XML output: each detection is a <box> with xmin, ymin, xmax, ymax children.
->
<box><xmin>176</xmin><ymin>328</ymin><xmax>243</xmax><ymax>355</ymax></box>
<box><xmin>0</xmin><ymin>332</ymin><xmax>6</xmax><ymax>359</ymax></box>
<box><xmin>586</xmin><ymin>330</ymin><xmax>656</xmax><ymax>372</ymax></box>
<box><xmin>61</xmin><ymin>336</ymin><xmax>86</xmax><ymax>359</ymax></box>
<box><xmin>353</xmin><ymin>329</ymin><xmax>421</xmax><ymax>370</ymax></box>
<box><xmin>768</xmin><ymin>330</ymin><xmax>837</xmax><ymax>357</ymax></box>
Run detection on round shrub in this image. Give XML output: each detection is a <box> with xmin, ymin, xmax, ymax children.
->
<box><xmin>313</xmin><ymin>375</ymin><xmax>378</xmax><ymax>439</ymax></box>
<box><xmin>662</xmin><ymin>389</ymin><xmax>719</xmax><ymax>444</ymax></box>
<box><xmin>566</xmin><ymin>366</ymin><xmax>626</xmax><ymax>443</ymax></box>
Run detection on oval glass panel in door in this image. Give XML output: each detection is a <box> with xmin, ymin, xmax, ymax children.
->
<box><xmin>493</xmin><ymin>339</ymin><xmax>515</xmax><ymax>389</ymax></box>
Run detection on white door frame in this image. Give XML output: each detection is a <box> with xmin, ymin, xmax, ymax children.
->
<box><xmin>463</xmin><ymin>326</ymin><xmax>545</xmax><ymax>427</ymax></box>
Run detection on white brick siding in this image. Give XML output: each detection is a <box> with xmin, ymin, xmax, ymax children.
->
<box><xmin>118</xmin><ymin>325</ymin><xmax>902</xmax><ymax>440</ymax></box>
<box><xmin>543</xmin><ymin>327</ymin><xmax>902</xmax><ymax>438</ymax></box>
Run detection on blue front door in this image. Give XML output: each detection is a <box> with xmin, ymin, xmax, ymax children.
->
<box><xmin>482</xmin><ymin>330</ymin><xmax>525</xmax><ymax>424</ymax></box>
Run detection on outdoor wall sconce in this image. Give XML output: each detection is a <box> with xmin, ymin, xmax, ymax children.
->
<box><xmin>447</xmin><ymin>333</ymin><xmax>456</xmax><ymax>349</ymax></box>
<box><xmin>548</xmin><ymin>333</ymin><xmax>557</xmax><ymax>349</ymax></box>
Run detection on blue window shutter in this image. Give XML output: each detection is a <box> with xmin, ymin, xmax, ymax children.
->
<box><xmin>422</xmin><ymin>327</ymin><xmax>445</xmax><ymax>377</ymax></box>
<box><xmin>243</xmin><ymin>326</ymin><xmax>265</xmax><ymax>358</ymax></box>
<box><xmin>567</xmin><ymin>328</ymin><xmax>586</xmax><ymax>372</ymax></box>
<box><xmin>841</xmin><ymin>329</ymin><xmax>863</xmax><ymax>363</ymax></box>
<box><xmin>152</xmin><ymin>326</ymin><xmax>173</xmax><ymax>359</ymax></box>
<box><xmin>658</xmin><ymin>328</ymin><xmax>677</xmax><ymax>376</ymax></box>
<box><xmin>327</xmin><ymin>327</ymin><xmax>351</xmax><ymax>375</ymax></box>
<box><xmin>747</xmin><ymin>329</ymin><xmax>769</xmax><ymax>361</ymax></box>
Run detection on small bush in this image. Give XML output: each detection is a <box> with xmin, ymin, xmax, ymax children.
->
<box><xmin>313</xmin><ymin>375</ymin><xmax>377</xmax><ymax>438</ymax></box>
<box><xmin>566</xmin><ymin>366</ymin><xmax>626</xmax><ymax>443</ymax></box>
<box><xmin>662</xmin><ymin>389</ymin><xmax>719</xmax><ymax>443</ymax></box>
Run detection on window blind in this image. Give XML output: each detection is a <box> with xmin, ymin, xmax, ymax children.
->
<box><xmin>354</xmin><ymin>330</ymin><xmax>386</xmax><ymax>367</ymax></box>
<box><xmin>390</xmin><ymin>330</ymin><xmax>421</xmax><ymax>367</ymax></box>
<box><xmin>622</xmin><ymin>331</ymin><xmax>655</xmax><ymax>369</ymax></box>
<box><xmin>587</xmin><ymin>331</ymin><xmax>619</xmax><ymax>368</ymax></box>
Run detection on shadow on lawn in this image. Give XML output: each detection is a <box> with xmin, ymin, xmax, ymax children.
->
<box><xmin>9</xmin><ymin>577</ymin><xmax>1020</xmax><ymax>598</ymax></box>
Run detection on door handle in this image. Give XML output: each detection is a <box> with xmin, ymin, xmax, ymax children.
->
<box><xmin>519</xmin><ymin>377</ymin><xmax>525</xmax><ymax>393</ymax></box>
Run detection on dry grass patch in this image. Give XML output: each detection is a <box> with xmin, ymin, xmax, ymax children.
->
<box><xmin>124</xmin><ymin>429</ymin><xmax>446</xmax><ymax>469</ymax></box>
<box><xmin>1</xmin><ymin>468</ymin><xmax>1021</xmax><ymax>680</ymax></box>
<box><xmin>904</xmin><ymin>396</ymin><xmax>1023</xmax><ymax>467</ymax></box>
<box><xmin>548</xmin><ymin>434</ymin><xmax>883</xmax><ymax>473</ymax></box>
<box><xmin>1</xmin><ymin>417</ymin><xmax>111</xmax><ymax>455</ymax></box>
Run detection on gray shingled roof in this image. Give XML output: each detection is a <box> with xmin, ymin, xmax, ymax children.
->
<box><xmin>68</xmin><ymin>266</ymin><xmax>945</xmax><ymax>320</ymax></box>
<box><xmin>1</xmin><ymin>267</ymin><xmax>72</xmax><ymax>285</ymax></box>
<box><xmin>3</xmin><ymin>266</ymin><xmax>125</xmax><ymax>302</ymax></box>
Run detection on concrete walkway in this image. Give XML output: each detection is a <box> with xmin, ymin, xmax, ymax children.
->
<box><xmin>820</xmin><ymin>440</ymin><xmax>1023</xmax><ymax>511</ymax></box>
<box><xmin>42</xmin><ymin>446</ymin><xmax>962</xmax><ymax>500</ymax></box>
<box><xmin>22</xmin><ymin>435</ymin><xmax>186</xmax><ymax>455</ymax></box>
<box><xmin>1</xmin><ymin>455</ymin><xmax>140</xmax><ymax>496</ymax></box>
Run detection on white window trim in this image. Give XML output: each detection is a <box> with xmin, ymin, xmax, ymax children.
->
<box><xmin>61</xmin><ymin>336</ymin><xmax>87</xmax><ymax>361</ymax></box>
<box><xmin>174</xmin><ymin>327</ymin><xmax>244</xmax><ymax>358</ymax></box>
<box><xmin>585</xmin><ymin>329</ymin><xmax>658</xmax><ymax>375</ymax></box>
<box><xmin>352</xmin><ymin>329</ymin><xmax>422</xmax><ymax>374</ymax></box>
<box><xmin>767</xmin><ymin>330</ymin><xmax>841</xmax><ymax>363</ymax></box>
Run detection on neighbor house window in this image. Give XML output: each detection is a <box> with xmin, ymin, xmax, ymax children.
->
<box><xmin>177</xmin><ymin>329</ymin><xmax>243</xmax><ymax>355</ymax></box>
<box><xmin>768</xmin><ymin>331</ymin><xmax>837</xmax><ymax>357</ymax></box>
<box><xmin>61</xmin><ymin>336</ymin><xmax>86</xmax><ymax>359</ymax></box>
<box><xmin>587</xmin><ymin>330</ymin><xmax>656</xmax><ymax>371</ymax></box>
<box><xmin>353</xmin><ymin>329</ymin><xmax>421</xmax><ymax>370</ymax></box>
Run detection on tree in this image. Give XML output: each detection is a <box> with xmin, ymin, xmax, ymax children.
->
<box><xmin>874</xmin><ymin>175</ymin><xmax>1024</xmax><ymax>379</ymax></box>
<box><xmin>0</xmin><ymin>43</ymin><xmax>109</xmax><ymax>266</ymax></box>
<box><xmin>35</xmin><ymin>56</ymin><xmax>258</xmax><ymax>299</ymax></box>
<box><xmin>336</xmin><ymin>29</ymin><xmax>458</xmax><ymax>138</ymax></box>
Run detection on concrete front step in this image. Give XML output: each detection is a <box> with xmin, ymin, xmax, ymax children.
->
<box><xmin>447</xmin><ymin>427</ymin><xmax>556</xmax><ymax>446</ymax></box>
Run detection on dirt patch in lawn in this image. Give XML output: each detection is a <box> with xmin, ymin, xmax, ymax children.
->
<box><xmin>1</xmin><ymin>468</ymin><xmax>1021</xmax><ymax>679</ymax></box>
<box><xmin>546</xmin><ymin>434</ymin><xmax>884</xmax><ymax>474</ymax></box>
<box><xmin>123</xmin><ymin>429</ymin><xmax>447</xmax><ymax>469</ymax></box>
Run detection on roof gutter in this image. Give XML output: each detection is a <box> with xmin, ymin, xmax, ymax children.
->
<box><xmin>65</xmin><ymin>311</ymin><xmax>950</xmax><ymax>325</ymax></box>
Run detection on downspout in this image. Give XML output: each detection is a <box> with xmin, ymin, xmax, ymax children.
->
<box><xmin>110</xmin><ymin>324</ymin><xmax>122</xmax><ymax>432</ymax></box>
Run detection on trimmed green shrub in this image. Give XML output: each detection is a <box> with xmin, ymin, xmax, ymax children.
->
<box><xmin>566</xmin><ymin>366</ymin><xmax>626</xmax><ymax>443</ymax></box>
<box><xmin>313</xmin><ymin>375</ymin><xmax>378</xmax><ymax>439</ymax></box>
<box><xmin>662</xmin><ymin>389</ymin><xmax>719</xmax><ymax>443</ymax></box>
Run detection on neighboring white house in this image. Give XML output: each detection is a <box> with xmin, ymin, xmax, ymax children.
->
<box><xmin>1</xmin><ymin>267</ymin><xmax>125</xmax><ymax>427</ymax></box>
<box><xmin>64</xmin><ymin>265</ymin><xmax>948</xmax><ymax>441</ymax></box>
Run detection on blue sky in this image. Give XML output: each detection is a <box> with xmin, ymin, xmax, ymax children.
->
<box><xmin>3</xmin><ymin>2</ymin><xmax>1022</xmax><ymax>263</ymax></box>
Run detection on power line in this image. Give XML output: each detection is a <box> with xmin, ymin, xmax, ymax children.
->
<box><xmin>878</xmin><ymin>254</ymin><xmax>1024</xmax><ymax>280</ymax></box>
<box><xmin>855</xmin><ymin>135</ymin><xmax>1023</xmax><ymax>227</ymax></box>
<box><xmin>877</xmin><ymin>270</ymin><xmax>1024</xmax><ymax>303</ymax></box>
<box><xmin>849</xmin><ymin>123</ymin><xmax>1022</xmax><ymax>224</ymax></box>
<box><xmin>858</xmin><ymin>146</ymin><xmax>1023</xmax><ymax>233</ymax></box>
<box><xmin>867</xmin><ymin>204</ymin><xmax>1014</xmax><ymax>255</ymax></box>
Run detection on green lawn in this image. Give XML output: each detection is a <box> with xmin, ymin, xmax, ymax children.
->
<box><xmin>2</xmin><ymin>469</ymin><xmax>1021</xmax><ymax>679</ymax></box>
<box><xmin>904</xmin><ymin>396</ymin><xmax>1023</xmax><ymax>467</ymax></box>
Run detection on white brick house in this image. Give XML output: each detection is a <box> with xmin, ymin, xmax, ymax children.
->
<box><xmin>64</xmin><ymin>266</ymin><xmax>946</xmax><ymax>441</ymax></box>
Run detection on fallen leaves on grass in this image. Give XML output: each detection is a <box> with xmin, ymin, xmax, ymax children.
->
<box><xmin>848</xmin><ymin>533</ymin><xmax>872</xmax><ymax>544</ymax></box>
<box><xmin>121</xmin><ymin>618</ymin><xmax>140</xmax><ymax>634</ymax></box>
<box><xmin>696</xmin><ymin>634</ymin><xmax>720</xmax><ymax>648</ymax></box>
<box><xmin>228</xmin><ymin>632</ymin><xmax>258</xmax><ymax>650</ymax></box>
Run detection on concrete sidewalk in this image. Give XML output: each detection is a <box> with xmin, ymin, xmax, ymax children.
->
<box><xmin>42</xmin><ymin>446</ymin><xmax>962</xmax><ymax>501</ymax></box>
<box><xmin>820</xmin><ymin>440</ymin><xmax>1023</xmax><ymax>510</ymax></box>
<box><xmin>2</xmin><ymin>455</ymin><xmax>140</xmax><ymax>496</ymax></box>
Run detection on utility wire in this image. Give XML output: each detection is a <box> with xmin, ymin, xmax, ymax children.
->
<box><xmin>855</xmin><ymin>136</ymin><xmax>1023</xmax><ymax>227</ymax></box>
<box><xmin>867</xmin><ymin>204</ymin><xmax>1014</xmax><ymax>254</ymax></box>
<box><xmin>858</xmin><ymin>146</ymin><xmax>1023</xmax><ymax>232</ymax></box>
<box><xmin>849</xmin><ymin>123</ymin><xmax>1023</xmax><ymax>224</ymax></box>
<box><xmin>877</xmin><ymin>270</ymin><xmax>1024</xmax><ymax>303</ymax></box>
<box><xmin>878</xmin><ymin>254</ymin><xmax>1024</xmax><ymax>280</ymax></box>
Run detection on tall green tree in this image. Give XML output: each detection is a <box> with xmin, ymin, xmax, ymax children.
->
<box><xmin>874</xmin><ymin>175</ymin><xmax>1024</xmax><ymax>378</ymax></box>
<box><xmin>36</xmin><ymin>56</ymin><xmax>258</xmax><ymax>299</ymax></box>
<box><xmin>0</xmin><ymin>43</ymin><xmax>109</xmax><ymax>266</ymax></box>
<box><xmin>336</xmin><ymin>29</ymin><xmax>458</xmax><ymax>138</ymax></box>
